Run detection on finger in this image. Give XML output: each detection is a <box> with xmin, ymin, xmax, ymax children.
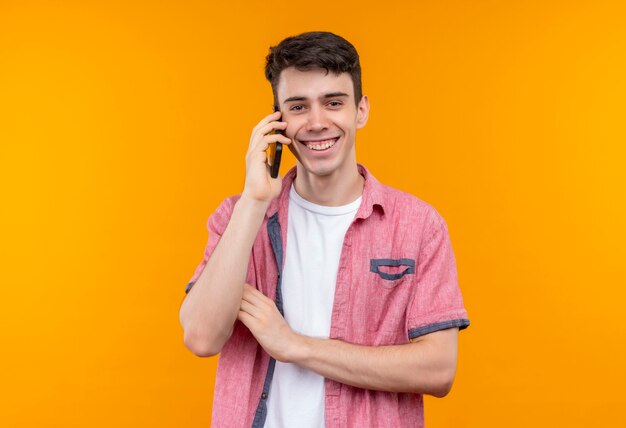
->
<box><xmin>252</xmin><ymin>111</ymin><xmax>282</xmax><ymax>133</ymax></box>
<box><xmin>237</xmin><ymin>310</ymin><xmax>255</xmax><ymax>329</ymax></box>
<box><xmin>252</xmin><ymin>134</ymin><xmax>292</xmax><ymax>158</ymax></box>
<box><xmin>255</xmin><ymin>120</ymin><xmax>288</xmax><ymax>138</ymax></box>
<box><xmin>240</xmin><ymin>299</ymin><xmax>262</xmax><ymax>318</ymax></box>
<box><xmin>242</xmin><ymin>284</ymin><xmax>273</xmax><ymax>307</ymax></box>
<box><xmin>267</xmin><ymin>133</ymin><xmax>292</xmax><ymax>145</ymax></box>
<box><xmin>247</xmin><ymin>134</ymin><xmax>291</xmax><ymax>161</ymax></box>
<box><xmin>241</xmin><ymin>287</ymin><xmax>265</xmax><ymax>307</ymax></box>
<box><xmin>251</xmin><ymin>129</ymin><xmax>292</xmax><ymax>153</ymax></box>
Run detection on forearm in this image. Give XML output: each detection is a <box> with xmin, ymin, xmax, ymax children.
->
<box><xmin>288</xmin><ymin>330</ymin><xmax>458</xmax><ymax>397</ymax></box>
<box><xmin>179</xmin><ymin>196</ymin><xmax>268</xmax><ymax>356</ymax></box>
<box><xmin>238</xmin><ymin>283</ymin><xmax>460</xmax><ymax>396</ymax></box>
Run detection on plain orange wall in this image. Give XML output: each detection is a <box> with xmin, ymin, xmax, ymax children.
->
<box><xmin>1</xmin><ymin>0</ymin><xmax>625</xmax><ymax>427</ymax></box>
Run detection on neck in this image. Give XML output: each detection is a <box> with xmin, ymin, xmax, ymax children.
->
<box><xmin>293</xmin><ymin>162</ymin><xmax>364</xmax><ymax>206</ymax></box>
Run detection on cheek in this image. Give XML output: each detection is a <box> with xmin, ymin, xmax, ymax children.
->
<box><xmin>284</xmin><ymin>122</ymin><xmax>302</xmax><ymax>140</ymax></box>
<box><xmin>335</xmin><ymin>115</ymin><xmax>355</xmax><ymax>132</ymax></box>
<box><xmin>285</xmin><ymin>126</ymin><xmax>296</xmax><ymax>139</ymax></box>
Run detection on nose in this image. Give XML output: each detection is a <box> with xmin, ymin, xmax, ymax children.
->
<box><xmin>306</xmin><ymin>105</ymin><xmax>329</xmax><ymax>132</ymax></box>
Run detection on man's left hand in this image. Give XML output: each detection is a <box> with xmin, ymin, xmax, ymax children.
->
<box><xmin>237</xmin><ymin>284</ymin><xmax>302</xmax><ymax>362</ymax></box>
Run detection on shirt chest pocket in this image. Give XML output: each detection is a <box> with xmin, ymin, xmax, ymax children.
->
<box><xmin>349</xmin><ymin>258</ymin><xmax>416</xmax><ymax>341</ymax></box>
<box><xmin>369</xmin><ymin>258</ymin><xmax>416</xmax><ymax>288</ymax></box>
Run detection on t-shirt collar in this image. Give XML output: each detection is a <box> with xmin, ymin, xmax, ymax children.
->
<box><xmin>265</xmin><ymin>163</ymin><xmax>386</xmax><ymax>220</ymax></box>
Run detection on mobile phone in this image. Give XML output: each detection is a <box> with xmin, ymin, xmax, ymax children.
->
<box><xmin>268</xmin><ymin>105</ymin><xmax>283</xmax><ymax>179</ymax></box>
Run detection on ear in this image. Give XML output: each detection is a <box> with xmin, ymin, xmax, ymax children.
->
<box><xmin>356</xmin><ymin>95</ymin><xmax>370</xmax><ymax>129</ymax></box>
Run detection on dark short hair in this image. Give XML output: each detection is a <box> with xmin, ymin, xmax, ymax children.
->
<box><xmin>265</xmin><ymin>31</ymin><xmax>362</xmax><ymax>107</ymax></box>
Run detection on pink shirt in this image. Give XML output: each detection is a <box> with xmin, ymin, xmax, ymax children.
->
<box><xmin>186</xmin><ymin>164</ymin><xmax>469</xmax><ymax>427</ymax></box>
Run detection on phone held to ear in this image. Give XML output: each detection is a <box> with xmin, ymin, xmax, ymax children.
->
<box><xmin>268</xmin><ymin>105</ymin><xmax>283</xmax><ymax>178</ymax></box>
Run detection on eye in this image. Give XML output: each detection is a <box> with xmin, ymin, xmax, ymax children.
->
<box><xmin>327</xmin><ymin>101</ymin><xmax>343</xmax><ymax>108</ymax></box>
<box><xmin>289</xmin><ymin>105</ymin><xmax>305</xmax><ymax>112</ymax></box>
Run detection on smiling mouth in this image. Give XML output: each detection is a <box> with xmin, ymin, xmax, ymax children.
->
<box><xmin>301</xmin><ymin>137</ymin><xmax>340</xmax><ymax>151</ymax></box>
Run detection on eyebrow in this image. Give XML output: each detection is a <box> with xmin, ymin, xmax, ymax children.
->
<box><xmin>283</xmin><ymin>92</ymin><xmax>350</xmax><ymax>104</ymax></box>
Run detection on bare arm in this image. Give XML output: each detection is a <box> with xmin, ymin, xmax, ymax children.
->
<box><xmin>179</xmin><ymin>111</ymin><xmax>291</xmax><ymax>357</ymax></box>
<box><xmin>238</xmin><ymin>284</ymin><xmax>459</xmax><ymax>396</ymax></box>
<box><xmin>179</xmin><ymin>197</ymin><xmax>269</xmax><ymax>357</ymax></box>
<box><xmin>291</xmin><ymin>329</ymin><xmax>458</xmax><ymax>397</ymax></box>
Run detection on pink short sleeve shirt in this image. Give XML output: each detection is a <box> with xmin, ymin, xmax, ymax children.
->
<box><xmin>185</xmin><ymin>164</ymin><xmax>470</xmax><ymax>428</ymax></box>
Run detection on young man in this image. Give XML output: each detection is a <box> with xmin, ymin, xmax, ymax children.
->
<box><xmin>179</xmin><ymin>31</ymin><xmax>469</xmax><ymax>428</ymax></box>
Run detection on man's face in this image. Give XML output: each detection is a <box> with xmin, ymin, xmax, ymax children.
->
<box><xmin>276</xmin><ymin>67</ymin><xmax>369</xmax><ymax>178</ymax></box>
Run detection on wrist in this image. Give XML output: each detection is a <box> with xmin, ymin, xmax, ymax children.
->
<box><xmin>285</xmin><ymin>333</ymin><xmax>314</xmax><ymax>364</ymax></box>
<box><xmin>235</xmin><ymin>194</ymin><xmax>271</xmax><ymax>216</ymax></box>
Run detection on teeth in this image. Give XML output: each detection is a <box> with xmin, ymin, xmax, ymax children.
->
<box><xmin>305</xmin><ymin>138</ymin><xmax>338</xmax><ymax>151</ymax></box>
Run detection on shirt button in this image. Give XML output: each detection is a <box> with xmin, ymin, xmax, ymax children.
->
<box><xmin>261</xmin><ymin>392</ymin><xmax>268</xmax><ymax>400</ymax></box>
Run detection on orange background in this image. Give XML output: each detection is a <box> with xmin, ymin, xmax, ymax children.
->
<box><xmin>1</xmin><ymin>1</ymin><xmax>625</xmax><ymax>426</ymax></box>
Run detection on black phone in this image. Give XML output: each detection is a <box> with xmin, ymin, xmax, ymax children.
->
<box><xmin>268</xmin><ymin>105</ymin><xmax>283</xmax><ymax>178</ymax></box>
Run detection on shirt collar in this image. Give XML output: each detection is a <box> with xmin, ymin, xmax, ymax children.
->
<box><xmin>265</xmin><ymin>163</ymin><xmax>386</xmax><ymax>220</ymax></box>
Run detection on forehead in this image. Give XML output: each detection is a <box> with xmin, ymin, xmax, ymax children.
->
<box><xmin>276</xmin><ymin>67</ymin><xmax>354</xmax><ymax>103</ymax></box>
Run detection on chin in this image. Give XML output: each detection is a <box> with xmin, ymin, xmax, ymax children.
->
<box><xmin>299</xmin><ymin>158</ymin><xmax>345</xmax><ymax>178</ymax></box>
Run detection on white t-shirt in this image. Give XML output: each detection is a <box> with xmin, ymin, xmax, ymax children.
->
<box><xmin>264</xmin><ymin>185</ymin><xmax>362</xmax><ymax>428</ymax></box>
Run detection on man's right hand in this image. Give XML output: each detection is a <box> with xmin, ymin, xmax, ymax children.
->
<box><xmin>180</xmin><ymin>111</ymin><xmax>292</xmax><ymax>357</ymax></box>
<box><xmin>242</xmin><ymin>110</ymin><xmax>291</xmax><ymax>203</ymax></box>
